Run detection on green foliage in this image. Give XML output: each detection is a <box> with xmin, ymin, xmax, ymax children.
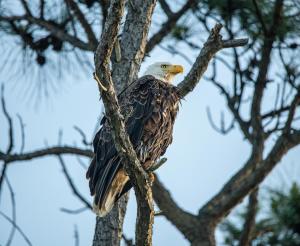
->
<box><xmin>221</xmin><ymin>183</ymin><xmax>300</xmax><ymax>245</ymax></box>
<box><xmin>201</xmin><ymin>0</ymin><xmax>300</xmax><ymax>41</ymax></box>
<box><xmin>271</xmin><ymin>183</ymin><xmax>300</xmax><ymax>235</ymax></box>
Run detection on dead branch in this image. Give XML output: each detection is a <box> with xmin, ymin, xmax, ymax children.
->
<box><xmin>73</xmin><ymin>125</ymin><xmax>92</xmax><ymax>146</ymax></box>
<box><xmin>60</xmin><ymin>207</ymin><xmax>89</xmax><ymax>214</ymax></box>
<box><xmin>16</xmin><ymin>114</ymin><xmax>25</xmax><ymax>154</ymax></box>
<box><xmin>74</xmin><ymin>224</ymin><xmax>79</xmax><ymax>246</ymax></box>
<box><xmin>0</xmin><ymin>85</ymin><xmax>14</xmax><ymax>194</ymax></box>
<box><xmin>0</xmin><ymin>211</ymin><xmax>32</xmax><ymax>246</ymax></box>
<box><xmin>199</xmin><ymin>130</ymin><xmax>300</xmax><ymax>222</ymax></box>
<box><xmin>0</xmin><ymin>146</ymin><xmax>93</xmax><ymax>163</ymax></box>
<box><xmin>146</xmin><ymin>0</ymin><xmax>197</xmax><ymax>54</ymax></box>
<box><xmin>5</xmin><ymin>176</ymin><xmax>16</xmax><ymax>246</ymax></box>
<box><xmin>250</xmin><ymin>0</ymin><xmax>283</xmax><ymax>140</ymax></box>
<box><xmin>58</xmin><ymin>155</ymin><xmax>92</xmax><ymax>210</ymax></box>
<box><xmin>177</xmin><ymin>23</ymin><xmax>248</xmax><ymax>98</ymax></box>
<box><xmin>64</xmin><ymin>0</ymin><xmax>98</xmax><ymax>46</ymax></box>
<box><xmin>122</xmin><ymin>234</ymin><xmax>134</xmax><ymax>246</ymax></box>
<box><xmin>94</xmin><ymin>0</ymin><xmax>155</xmax><ymax>244</ymax></box>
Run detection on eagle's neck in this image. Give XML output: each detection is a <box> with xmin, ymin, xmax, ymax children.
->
<box><xmin>144</xmin><ymin>73</ymin><xmax>172</xmax><ymax>83</ymax></box>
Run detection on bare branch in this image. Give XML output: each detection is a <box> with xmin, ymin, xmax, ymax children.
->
<box><xmin>73</xmin><ymin>125</ymin><xmax>92</xmax><ymax>146</ymax></box>
<box><xmin>146</xmin><ymin>0</ymin><xmax>196</xmax><ymax>54</ymax></box>
<box><xmin>0</xmin><ymin>211</ymin><xmax>32</xmax><ymax>246</ymax></box>
<box><xmin>252</xmin><ymin>0</ymin><xmax>268</xmax><ymax>35</ymax></box>
<box><xmin>58</xmin><ymin>155</ymin><xmax>92</xmax><ymax>210</ymax></box>
<box><xmin>0</xmin><ymin>146</ymin><xmax>93</xmax><ymax>163</ymax></box>
<box><xmin>239</xmin><ymin>188</ymin><xmax>258</xmax><ymax>246</ymax></box>
<box><xmin>5</xmin><ymin>176</ymin><xmax>16</xmax><ymax>246</ymax></box>
<box><xmin>20</xmin><ymin>0</ymin><xmax>32</xmax><ymax>16</ymax></box>
<box><xmin>1</xmin><ymin>85</ymin><xmax>14</xmax><ymax>154</ymax></box>
<box><xmin>74</xmin><ymin>225</ymin><xmax>79</xmax><ymax>246</ymax></box>
<box><xmin>64</xmin><ymin>0</ymin><xmax>98</xmax><ymax>46</ymax></box>
<box><xmin>206</xmin><ymin>107</ymin><xmax>235</xmax><ymax>135</ymax></box>
<box><xmin>0</xmin><ymin>85</ymin><xmax>14</xmax><ymax>193</ymax></box>
<box><xmin>158</xmin><ymin>0</ymin><xmax>173</xmax><ymax>16</ymax></box>
<box><xmin>250</xmin><ymin>0</ymin><xmax>283</xmax><ymax>139</ymax></box>
<box><xmin>0</xmin><ymin>164</ymin><xmax>7</xmax><ymax>196</ymax></box>
<box><xmin>222</xmin><ymin>38</ymin><xmax>249</xmax><ymax>48</ymax></box>
<box><xmin>122</xmin><ymin>234</ymin><xmax>134</xmax><ymax>246</ymax></box>
<box><xmin>60</xmin><ymin>207</ymin><xmax>89</xmax><ymax>214</ymax></box>
<box><xmin>16</xmin><ymin>114</ymin><xmax>25</xmax><ymax>154</ymax></box>
<box><xmin>199</xmin><ymin>130</ymin><xmax>300</xmax><ymax>222</ymax></box>
<box><xmin>0</xmin><ymin>14</ymin><xmax>92</xmax><ymax>50</ymax></box>
<box><xmin>177</xmin><ymin>23</ymin><xmax>248</xmax><ymax>98</ymax></box>
<box><xmin>283</xmin><ymin>88</ymin><xmax>300</xmax><ymax>133</ymax></box>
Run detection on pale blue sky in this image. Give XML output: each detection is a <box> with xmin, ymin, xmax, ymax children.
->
<box><xmin>1</xmin><ymin>7</ymin><xmax>300</xmax><ymax>246</ymax></box>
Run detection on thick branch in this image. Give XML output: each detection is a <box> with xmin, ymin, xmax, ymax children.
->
<box><xmin>198</xmin><ymin>130</ymin><xmax>300</xmax><ymax>222</ymax></box>
<box><xmin>177</xmin><ymin>23</ymin><xmax>248</xmax><ymax>98</ymax></box>
<box><xmin>94</xmin><ymin>0</ymin><xmax>154</xmax><ymax>245</ymax></box>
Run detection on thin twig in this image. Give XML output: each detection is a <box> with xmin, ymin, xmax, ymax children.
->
<box><xmin>0</xmin><ymin>211</ymin><xmax>32</xmax><ymax>246</ymax></box>
<box><xmin>74</xmin><ymin>224</ymin><xmax>79</xmax><ymax>246</ymax></box>
<box><xmin>5</xmin><ymin>175</ymin><xmax>16</xmax><ymax>246</ymax></box>
<box><xmin>74</xmin><ymin>125</ymin><xmax>91</xmax><ymax>146</ymax></box>
<box><xmin>17</xmin><ymin>114</ymin><xmax>25</xmax><ymax>153</ymax></box>
<box><xmin>57</xmin><ymin>155</ymin><xmax>92</xmax><ymax>210</ymax></box>
<box><xmin>60</xmin><ymin>207</ymin><xmax>89</xmax><ymax>214</ymax></box>
<box><xmin>1</xmin><ymin>85</ymin><xmax>14</xmax><ymax>154</ymax></box>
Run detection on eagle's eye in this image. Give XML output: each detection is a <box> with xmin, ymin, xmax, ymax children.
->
<box><xmin>161</xmin><ymin>64</ymin><xmax>168</xmax><ymax>69</ymax></box>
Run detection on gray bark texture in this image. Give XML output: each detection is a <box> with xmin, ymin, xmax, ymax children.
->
<box><xmin>92</xmin><ymin>1</ymin><xmax>157</xmax><ymax>245</ymax></box>
<box><xmin>92</xmin><ymin>194</ymin><xmax>129</xmax><ymax>246</ymax></box>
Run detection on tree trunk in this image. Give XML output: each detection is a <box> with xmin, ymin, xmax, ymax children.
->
<box><xmin>92</xmin><ymin>194</ymin><xmax>129</xmax><ymax>246</ymax></box>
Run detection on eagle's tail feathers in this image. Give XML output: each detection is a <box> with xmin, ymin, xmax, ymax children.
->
<box><xmin>93</xmin><ymin>169</ymin><xmax>129</xmax><ymax>217</ymax></box>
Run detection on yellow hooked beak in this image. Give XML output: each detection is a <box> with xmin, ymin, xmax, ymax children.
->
<box><xmin>167</xmin><ymin>65</ymin><xmax>184</xmax><ymax>74</ymax></box>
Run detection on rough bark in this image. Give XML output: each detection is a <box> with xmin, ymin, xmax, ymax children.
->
<box><xmin>95</xmin><ymin>1</ymin><xmax>158</xmax><ymax>245</ymax></box>
<box><xmin>112</xmin><ymin>0</ymin><xmax>157</xmax><ymax>92</ymax></box>
<box><xmin>94</xmin><ymin>0</ymin><xmax>158</xmax><ymax>245</ymax></box>
<box><xmin>92</xmin><ymin>194</ymin><xmax>129</xmax><ymax>246</ymax></box>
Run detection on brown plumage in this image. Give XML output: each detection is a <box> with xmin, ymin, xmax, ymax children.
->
<box><xmin>86</xmin><ymin>74</ymin><xmax>180</xmax><ymax>216</ymax></box>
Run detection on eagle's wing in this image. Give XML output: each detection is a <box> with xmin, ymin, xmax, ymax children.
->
<box><xmin>86</xmin><ymin>75</ymin><xmax>157</xmax><ymax>216</ymax></box>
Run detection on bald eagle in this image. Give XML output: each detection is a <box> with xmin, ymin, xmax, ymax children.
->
<box><xmin>86</xmin><ymin>62</ymin><xmax>184</xmax><ymax>216</ymax></box>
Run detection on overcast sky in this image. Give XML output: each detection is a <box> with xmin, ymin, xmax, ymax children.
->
<box><xmin>1</xmin><ymin>13</ymin><xmax>300</xmax><ymax>246</ymax></box>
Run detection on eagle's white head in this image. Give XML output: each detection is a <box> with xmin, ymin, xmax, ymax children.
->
<box><xmin>144</xmin><ymin>62</ymin><xmax>184</xmax><ymax>83</ymax></box>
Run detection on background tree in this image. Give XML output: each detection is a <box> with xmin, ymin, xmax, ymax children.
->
<box><xmin>221</xmin><ymin>181</ymin><xmax>300</xmax><ymax>245</ymax></box>
<box><xmin>0</xmin><ymin>0</ymin><xmax>300</xmax><ymax>245</ymax></box>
